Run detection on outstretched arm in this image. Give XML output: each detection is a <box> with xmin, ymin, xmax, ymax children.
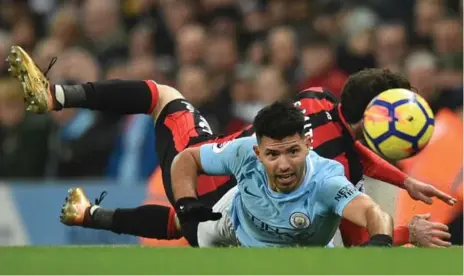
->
<box><xmin>172</xmin><ymin>139</ymin><xmax>244</xmax><ymax>200</ymax></box>
<box><xmin>320</xmin><ymin>166</ymin><xmax>393</xmax><ymax>246</ymax></box>
<box><xmin>342</xmin><ymin>193</ymin><xmax>394</xmax><ymax>246</ymax></box>
<box><xmin>172</xmin><ymin>138</ymin><xmax>251</xmax><ymax>225</ymax></box>
<box><xmin>355</xmin><ymin>141</ymin><xmax>456</xmax><ymax>206</ymax></box>
<box><xmin>171</xmin><ymin>147</ymin><xmax>203</xmax><ymax>201</ymax></box>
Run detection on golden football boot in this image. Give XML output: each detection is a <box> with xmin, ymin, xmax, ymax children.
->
<box><xmin>60</xmin><ymin>188</ymin><xmax>91</xmax><ymax>226</ymax></box>
<box><xmin>6</xmin><ymin>45</ymin><xmax>56</xmax><ymax>113</ymax></box>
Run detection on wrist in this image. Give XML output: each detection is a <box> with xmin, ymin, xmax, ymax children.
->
<box><xmin>175</xmin><ymin>197</ymin><xmax>198</xmax><ymax>206</ymax></box>
<box><xmin>394</xmin><ymin>226</ymin><xmax>410</xmax><ymax>245</ymax></box>
<box><xmin>408</xmin><ymin>218</ymin><xmax>417</xmax><ymax>244</ymax></box>
<box><xmin>174</xmin><ymin>197</ymin><xmax>199</xmax><ymax>222</ymax></box>
<box><xmin>369</xmin><ymin>234</ymin><xmax>393</xmax><ymax>246</ymax></box>
<box><xmin>403</xmin><ymin>176</ymin><xmax>412</xmax><ymax>189</ymax></box>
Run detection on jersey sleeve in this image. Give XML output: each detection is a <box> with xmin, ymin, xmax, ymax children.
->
<box><xmin>318</xmin><ymin>161</ymin><xmax>361</xmax><ymax>216</ymax></box>
<box><xmin>354</xmin><ymin>141</ymin><xmax>407</xmax><ymax>188</ymax></box>
<box><xmin>199</xmin><ymin>137</ymin><xmax>254</xmax><ymax>176</ymax></box>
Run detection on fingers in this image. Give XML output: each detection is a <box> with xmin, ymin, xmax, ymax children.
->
<box><xmin>428</xmin><ymin>244</ymin><xmax>447</xmax><ymax>248</ymax></box>
<box><xmin>209</xmin><ymin>212</ymin><xmax>222</xmax><ymax>221</ymax></box>
<box><xmin>427</xmin><ymin>186</ymin><xmax>457</xmax><ymax>205</ymax></box>
<box><xmin>416</xmin><ymin>193</ymin><xmax>433</xmax><ymax>205</ymax></box>
<box><xmin>430</xmin><ymin>230</ymin><xmax>452</xmax><ymax>240</ymax></box>
<box><xmin>430</xmin><ymin>237</ymin><xmax>452</xmax><ymax>247</ymax></box>
<box><xmin>430</xmin><ymin>222</ymin><xmax>449</xmax><ymax>232</ymax></box>
<box><xmin>415</xmin><ymin>215</ymin><xmax>449</xmax><ymax>231</ymax></box>
<box><xmin>178</xmin><ymin>205</ymin><xmax>221</xmax><ymax>223</ymax></box>
<box><xmin>414</xmin><ymin>213</ymin><xmax>431</xmax><ymax>220</ymax></box>
<box><xmin>197</xmin><ymin>208</ymin><xmax>222</xmax><ymax>221</ymax></box>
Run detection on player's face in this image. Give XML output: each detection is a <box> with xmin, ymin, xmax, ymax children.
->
<box><xmin>254</xmin><ymin>133</ymin><xmax>310</xmax><ymax>193</ymax></box>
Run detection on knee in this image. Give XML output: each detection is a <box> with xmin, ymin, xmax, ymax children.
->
<box><xmin>151</xmin><ymin>84</ymin><xmax>184</xmax><ymax>120</ymax></box>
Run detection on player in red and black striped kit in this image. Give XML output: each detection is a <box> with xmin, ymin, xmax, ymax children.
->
<box><xmin>7</xmin><ymin>46</ymin><xmax>455</xmax><ymax>247</ymax></box>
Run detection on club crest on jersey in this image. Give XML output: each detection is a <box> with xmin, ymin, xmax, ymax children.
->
<box><xmin>289</xmin><ymin>212</ymin><xmax>311</xmax><ymax>229</ymax></box>
<box><xmin>212</xmin><ymin>141</ymin><xmax>231</xmax><ymax>153</ymax></box>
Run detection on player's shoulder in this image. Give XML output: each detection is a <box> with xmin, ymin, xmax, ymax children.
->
<box><xmin>308</xmin><ymin>151</ymin><xmax>345</xmax><ymax>180</ymax></box>
<box><xmin>211</xmin><ymin>136</ymin><xmax>257</xmax><ymax>160</ymax></box>
<box><xmin>308</xmin><ymin>151</ymin><xmax>351</xmax><ymax>203</ymax></box>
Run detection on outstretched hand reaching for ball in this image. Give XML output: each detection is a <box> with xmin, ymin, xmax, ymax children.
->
<box><xmin>404</xmin><ymin>177</ymin><xmax>457</xmax><ymax>205</ymax></box>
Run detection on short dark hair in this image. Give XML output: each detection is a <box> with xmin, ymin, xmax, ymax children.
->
<box><xmin>253</xmin><ymin>100</ymin><xmax>305</xmax><ymax>142</ymax></box>
<box><xmin>340</xmin><ymin>68</ymin><xmax>411</xmax><ymax>124</ymax></box>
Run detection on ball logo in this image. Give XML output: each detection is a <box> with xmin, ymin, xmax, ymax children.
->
<box><xmin>212</xmin><ymin>141</ymin><xmax>231</xmax><ymax>153</ymax></box>
<box><xmin>289</xmin><ymin>212</ymin><xmax>310</xmax><ymax>229</ymax></box>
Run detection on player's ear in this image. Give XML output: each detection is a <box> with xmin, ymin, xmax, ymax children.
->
<box><xmin>304</xmin><ymin>135</ymin><xmax>311</xmax><ymax>150</ymax></box>
<box><xmin>253</xmin><ymin>145</ymin><xmax>262</xmax><ymax>161</ymax></box>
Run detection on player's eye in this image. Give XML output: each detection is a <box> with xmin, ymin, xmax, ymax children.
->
<box><xmin>266</xmin><ymin>151</ymin><xmax>279</xmax><ymax>157</ymax></box>
<box><xmin>288</xmin><ymin>148</ymin><xmax>299</xmax><ymax>155</ymax></box>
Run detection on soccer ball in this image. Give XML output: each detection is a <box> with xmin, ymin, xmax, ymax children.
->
<box><xmin>362</xmin><ymin>88</ymin><xmax>435</xmax><ymax>161</ymax></box>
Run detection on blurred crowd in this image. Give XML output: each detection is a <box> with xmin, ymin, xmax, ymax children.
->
<box><xmin>0</xmin><ymin>0</ymin><xmax>462</xmax><ymax>183</ymax></box>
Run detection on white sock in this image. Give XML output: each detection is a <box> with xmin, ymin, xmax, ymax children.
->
<box><xmin>89</xmin><ymin>205</ymin><xmax>100</xmax><ymax>216</ymax></box>
<box><xmin>54</xmin><ymin>85</ymin><xmax>65</xmax><ymax>106</ymax></box>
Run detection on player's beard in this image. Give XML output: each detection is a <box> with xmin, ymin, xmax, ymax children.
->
<box><xmin>272</xmin><ymin>163</ymin><xmax>307</xmax><ymax>193</ymax></box>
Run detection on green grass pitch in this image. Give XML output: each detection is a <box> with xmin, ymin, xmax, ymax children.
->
<box><xmin>0</xmin><ymin>246</ymin><xmax>462</xmax><ymax>275</ymax></box>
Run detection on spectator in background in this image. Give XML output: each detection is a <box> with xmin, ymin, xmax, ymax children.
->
<box><xmin>336</xmin><ymin>6</ymin><xmax>378</xmax><ymax>74</ymax></box>
<box><xmin>226</xmin><ymin>63</ymin><xmax>257</xmax><ymax>134</ymax></box>
<box><xmin>106</xmin><ymin>113</ymin><xmax>158</xmax><ymax>185</ymax></box>
<box><xmin>81</xmin><ymin>0</ymin><xmax>128</xmax><ymax>70</ymax></box>
<box><xmin>201</xmin><ymin>34</ymin><xmax>237</xmax><ymax>132</ymax></box>
<box><xmin>312</xmin><ymin>0</ymin><xmax>344</xmax><ymax>43</ymax></box>
<box><xmin>405</xmin><ymin>48</ymin><xmax>462</xmax><ymax>115</ymax></box>
<box><xmin>176</xmin><ymin>65</ymin><xmax>218</xmax><ymax>130</ymax></box>
<box><xmin>126</xmin><ymin>56</ymin><xmax>162</xmax><ymax>82</ymax></box>
<box><xmin>411</xmin><ymin>0</ymin><xmax>445</xmax><ymax>49</ymax></box>
<box><xmin>177</xmin><ymin>65</ymin><xmax>211</xmax><ymax>109</ymax></box>
<box><xmin>226</xmin><ymin>65</ymin><xmax>288</xmax><ymax>134</ymax></box>
<box><xmin>0</xmin><ymin>31</ymin><xmax>12</xmax><ymax>76</ymax></box>
<box><xmin>245</xmin><ymin>39</ymin><xmax>266</xmax><ymax>66</ymax></box>
<box><xmin>207</xmin><ymin>4</ymin><xmax>241</xmax><ymax>39</ymax></box>
<box><xmin>45</xmin><ymin>47</ymin><xmax>121</xmax><ymax>179</ymax></box>
<box><xmin>10</xmin><ymin>15</ymin><xmax>36</xmax><ymax>52</ymax></box>
<box><xmin>32</xmin><ymin>37</ymin><xmax>63</xmax><ymax>70</ymax></box>
<box><xmin>252</xmin><ymin>66</ymin><xmax>289</xmax><ymax>105</ymax></box>
<box><xmin>154</xmin><ymin>0</ymin><xmax>196</xmax><ymax>58</ymax></box>
<box><xmin>433</xmin><ymin>16</ymin><xmax>463</xmax><ymax>90</ymax></box>
<box><xmin>128</xmin><ymin>22</ymin><xmax>155</xmax><ymax>61</ymax></box>
<box><xmin>266</xmin><ymin>0</ymin><xmax>286</xmax><ymax>27</ymax></box>
<box><xmin>0</xmin><ymin>1</ymin><xmax>40</xmax><ymax>52</ymax></box>
<box><xmin>175</xmin><ymin>24</ymin><xmax>207</xmax><ymax>68</ymax></box>
<box><xmin>267</xmin><ymin>26</ymin><xmax>300</xmax><ymax>85</ymax></box>
<box><xmin>374</xmin><ymin>22</ymin><xmax>408</xmax><ymax>72</ymax></box>
<box><xmin>47</xmin><ymin>4</ymin><xmax>80</xmax><ymax>49</ymax></box>
<box><xmin>298</xmin><ymin>35</ymin><xmax>348</xmax><ymax>98</ymax></box>
<box><xmin>0</xmin><ymin>78</ymin><xmax>52</xmax><ymax>179</ymax></box>
<box><xmin>238</xmin><ymin>0</ymin><xmax>267</xmax><ymax>51</ymax></box>
<box><xmin>286</xmin><ymin>0</ymin><xmax>312</xmax><ymax>38</ymax></box>
<box><xmin>404</xmin><ymin>50</ymin><xmax>439</xmax><ymax>106</ymax></box>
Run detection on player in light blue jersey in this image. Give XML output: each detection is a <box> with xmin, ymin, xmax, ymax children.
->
<box><xmin>172</xmin><ymin>101</ymin><xmax>394</xmax><ymax>247</ymax></box>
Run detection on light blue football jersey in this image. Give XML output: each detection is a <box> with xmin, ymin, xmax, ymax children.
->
<box><xmin>199</xmin><ymin>136</ymin><xmax>360</xmax><ymax>247</ymax></box>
